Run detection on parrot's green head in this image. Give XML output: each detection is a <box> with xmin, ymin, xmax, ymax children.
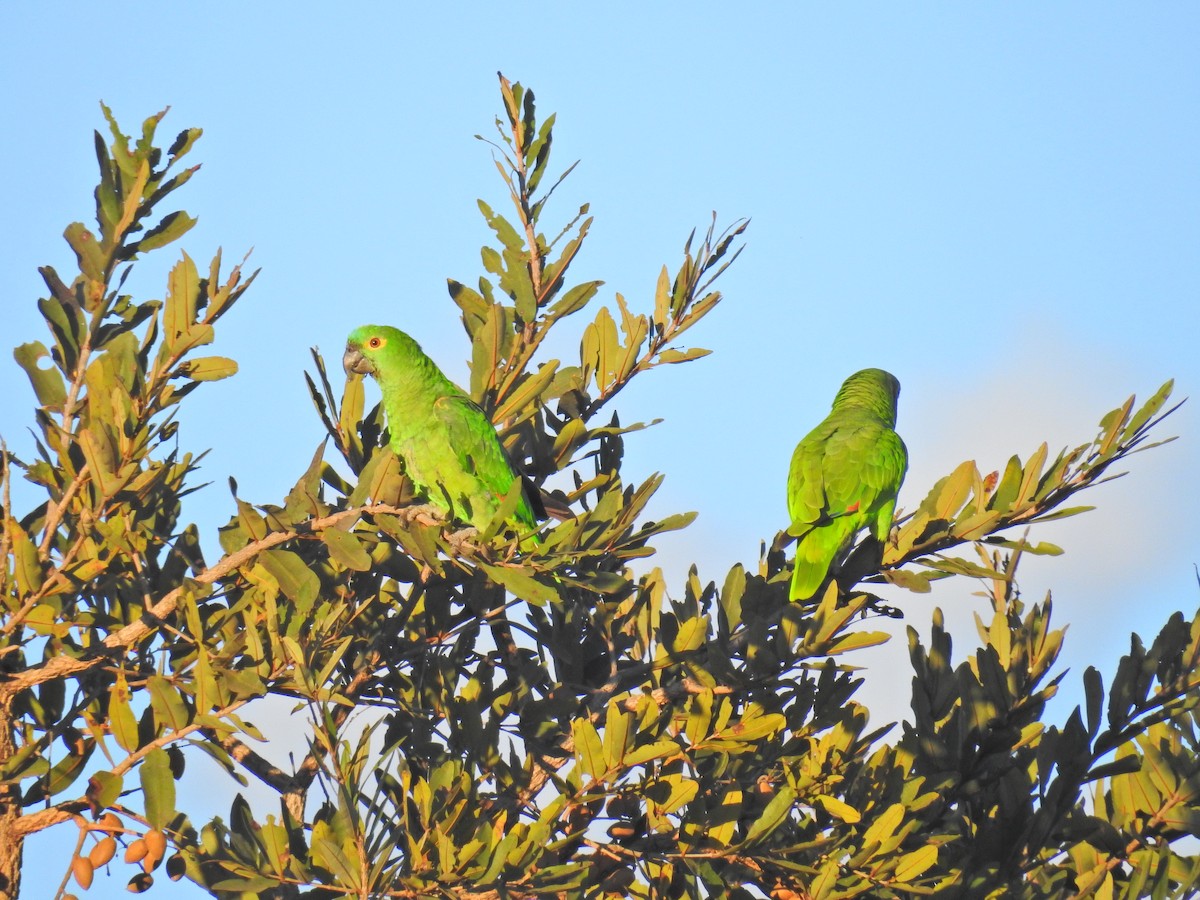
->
<box><xmin>832</xmin><ymin>368</ymin><xmax>901</xmax><ymax>424</ymax></box>
<box><xmin>343</xmin><ymin>324</ymin><xmax>420</xmax><ymax>380</ymax></box>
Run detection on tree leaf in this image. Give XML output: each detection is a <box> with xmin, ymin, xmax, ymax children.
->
<box><xmin>572</xmin><ymin>719</ymin><xmax>606</xmax><ymax>780</ymax></box>
<box><xmin>816</xmin><ymin>794</ymin><xmax>861</xmax><ymax>823</ymax></box>
<box><xmin>322</xmin><ymin>528</ymin><xmax>373</xmax><ymax>572</ymax></box>
<box><xmin>140</xmin><ymin>749</ymin><xmax>176</xmax><ymax>830</ymax></box>
<box><xmin>178</xmin><ymin>356</ymin><xmax>238</xmax><ymax>381</ymax></box>
<box><xmin>482</xmin><ymin>564</ymin><xmax>560</xmax><ymax>607</ymax></box>
<box><xmin>893</xmin><ymin>844</ymin><xmax>938</xmax><ymax>882</ymax></box>
<box><xmin>148</xmin><ymin>676</ymin><xmax>192</xmax><ymax>732</ymax></box>
<box><xmin>742</xmin><ymin>786</ymin><xmax>796</xmax><ymax>846</ymax></box>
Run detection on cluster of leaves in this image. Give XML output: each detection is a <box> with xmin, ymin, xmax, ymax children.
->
<box><xmin>1</xmin><ymin>76</ymin><xmax>1196</xmax><ymax>900</ymax></box>
<box><xmin>0</xmin><ymin>106</ymin><xmax>259</xmax><ymax>898</ymax></box>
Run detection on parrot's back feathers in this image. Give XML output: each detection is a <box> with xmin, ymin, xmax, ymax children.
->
<box><xmin>787</xmin><ymin>368</ymin><xmax>907</xmax><ymax>601</ymax></box>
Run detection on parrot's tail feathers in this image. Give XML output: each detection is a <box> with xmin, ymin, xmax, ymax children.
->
<box><xmin>789</xmin><ymin>523</ymin><xmax>853</xmax><ymax>602</ymax></box>
<box><xmin>789</xmin><ymin>557</ymin><xmax>826</xmax><ymax>601</ymax></box>
<box><xmin>519</xmin><ymin>477</ymin><xmax>574</xmax><ymax>523</ymax></box>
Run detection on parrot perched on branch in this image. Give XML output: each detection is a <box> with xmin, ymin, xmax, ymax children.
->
<box><xmin>786</xmin><ymin>368</ymin><xmax>907</xmax><ymax>601</ymax></box>
<box><xmin>343</xmin><ymin>324</ymin><xmax>549</xmax><ymax>536</ymax></box>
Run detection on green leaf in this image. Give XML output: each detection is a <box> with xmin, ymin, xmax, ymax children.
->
<box><xmin>13</xmin><ymin>342</ymin><xmax>67</xmax><ymax>407</ymax></box>
<box><xmin>64</xmin><ymin>222</ymin><xmax>107</xmax><ymax>282</ymax></box>
<box><xmin>480</xmin><ymin>566</ymin><xmax>559</xmax><ymax>609</ymax></box>
<box><xmin>624</xmin><ymin>740</ymin><xmax>681</xmax><ymax>767</ymax></box>
<box><xmin>862</xmin><ymin>803</ymin><xmax>905</xmax><ymax>855</ymax></box>
<box><xmin>470</xmin><ymin>302</ymin><xmax>513</xmax><ymax>400</ymax></box>
<box><xmin>132</xmin><ymin>210</ymin><xmax>197</xmax><ymax>254</ymax></box>
<box><xmin>921</xmin><ymin>460</ymin><xmax>976</xmax><ymax>521</ymax></box>
<box><xmin>572</xmin><ymin>719</ymin><xmax>606</xmax><ymax>780</ymax></box>
<box><xmin>648</xmin><ymin>775</ymin><xmax>698</xmax><ymax>814</ymax></box>
<box><xmin>882</xmin><ymin>568</ymin><xmax>943</xmax><ymax>593</ymax></box>
<box><xmin>322</xmin><ymin>528</ymin><xmax>373</xmax><ymax>572</ymax></box>
<box><xmin>603</xmin><ymin>705</ymin><xmax>633</xmax><ymax>768</ymax></box>
<box><xmin>140</xmin><ymin>749</ymin><xmax>176</xmax><ymax>830</ymax></box>
<box><xmin>810</xmin><ymin>857</ymin><xmax>841</xmax><ymax>899</ymax></box>
<box><xmin>260</xmin><ymin>816</ymin><xmax>291</xmax><ymax>877</ymax></box>
<box><xmin>78</xmin><ymin>428</ymin><xmax>128</xmax><ymax>498</ymax></box>
<box><xmin>1029</xmin><ymin>504</ymin><xmax>1095</xmax><ymax>523</ymax></box>
<box><xmin>652</xmin><ymin>265</ymin><xmax>671</xmax><ymax>329</ymax></box>
<box><xmin>148</xmin><ymin>676</ymin><xmax>191</xmax><ymax>732</ymax></box>
<box><xmin>35</xmin><ymin>740</ymin><xmax>94</xmax><ymax>799</ymax></box>
<box><xmin>656</xmin><ymin>347</ymin><xmax>711</xmax><ymax>365</ymax></box>
<box><xmin>478</xmin><ymin>200</ymin><xmax>524</xmax><ymax>254</ymax></box>
<box><xmin>7</xmin><ymin>520</ymin><xmax>43</xmax><ymax>595</ymax></box>
<box><xmin>87</xmin><ymin>771</ymin><xmax>123</xmax><ymax>809</ymax></box>
<box><xmin>494</xmin><ymin>361</ymin><xmax>559</xmax><ymax>423</ymax></box>
<box><xmin>584</xmin><ymin>305</ymin><xmax>620</xmax><ymax>392</ymax></box>
<box><xmin>338</xmin><ymin>372</ymin><xmax>364</xmax><ymax>440</ymax></box>
<box><xmin>827</xmin><ymin>630</ymin><xmax>891</xmax><ymax>655</ymax></box>
<box><xmin>719</xmin><ymin>564</ymin><xmax>745</xmax><ymax>630</ymax></box>
<box><xmin>167</xmin><ymin>127</ymin><xmax>203</xmax><ymax>161</ymax></box>
<box><xmin>448</xmin><ymin>279</ymin><xmax>490</xmax><ymax>337</ymax></box>
<box><xmin>816</xmin><ymin>794</ymin><xmax>861</xmax><ymax>823</ymax></box>
<box><xmin>742</xmin><ymin>786</ymin><xmax>796</xmax><ymax>846</ymax></box>
<box><xmin>549</xmin><ymin>280</ymin><xmax>601</xmax><ymax>319</ymax></box>
<box><xmin>260</xmin><ymin>549</ymin><xmax>320</xmax><ymax>612</ymax></box>
<box><xmin>1083</xmin><ymin>666</ymin><xmax>1104</xmax><ymax>738</ymax></box>
<box><xmin>177</xmin><ymin>356</ymin><xmax>238</xmax><ymax>381</ymax></box>
<box><xmin>110</xmin><ymin>674</ymin><xmax>140</xmax><ymax>752</ymax></box>
<box><xmin>1124</xmin><ymin>379</ymin><xmax>1175</xmax><ymax>440</ymax></box>
<box><xmin>724</xmin><ymin>710</ymin><xmax>787</xmax><ymax>743</ymax></box>
<box><xmin>164</xmin><ymin>252</ymin><xmax>200</xmax><ymax>344</ymax></box>
<box><xmin>350</xmin><ymin>445</ymin><xmax>406</xmax><ymax>507</ymax></box>
<box><xmin>1015</xmin><ymin>442</ymin><xmax>1049</xmax><ymax>506</ymax></box>
<box><xmin>708</xmin><ymin>788</ymin><xmax>742</xmax><ymax>846</ymax></box>
<box><xmin>893</xmin><ymin>844</ymin><xmax>938</xmax><ymax>882</ymax></box>
<box><xmin>673</xmin><ymin>615</ymin><xmax>709</xmax><ymax>653</ymax></box>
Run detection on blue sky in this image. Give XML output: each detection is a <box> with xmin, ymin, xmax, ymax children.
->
<box><xmin>3</xmin><ymin>4</ymin><xmax>1198</xmax><ymax>895</ymax></box>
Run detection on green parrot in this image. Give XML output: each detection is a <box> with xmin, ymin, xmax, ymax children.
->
<box><xmin>786</xmin><ymin>368</ymin><xmax>907</xmax><ymax>601</ymax></box>
<box><xmin>343</xmin><ymin>324</ymin><xmax>542</xmax><ymax>535</ymax></box>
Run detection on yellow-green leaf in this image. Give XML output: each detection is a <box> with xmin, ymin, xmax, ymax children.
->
<box><xmin>110</xmin><ymin>674</ymin><xmax>140</xmax><ymax>752</ymax></box>
<box><xmin>742</xmin><ymin>786</ymin><xmax>796</xmax><ymax>846</ymax></box>
<box><xmin>894</xmin><ymin>844</ymin><xmax>938</xmax><ymax>882</ymax></box>
<box><xmin>572</xmin><ymin>719</ymin><xmax>606</xmax><ymax>780</ymax></box>
<box><xmin>322</xmin><ymin>528</ymin><xmax>372</xmax><ymax>571</ymax></box>
<box><xmin>178</xmin><ymin>356</ymin><xmax>238</xmax><ymax>381</ymax></box>
<box><xmin>816</xmin><ymin>794</ymin><xmax>861</xmax><ymax>823</ymax></box>
<box><xmin>140</xmin><ymin>749</ymin><xmax>176</xmax><ymax>830</ymax></box>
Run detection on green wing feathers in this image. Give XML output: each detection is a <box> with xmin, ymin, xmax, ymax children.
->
<box><xmin>432</xmin><ymin>395</ymin><xmax>538</xmax><ymax>530</ymax></box>
<box><xmin>787</xmin><ymin>369</ymin><xmax>907</xmax><ymax>601</ymax></box>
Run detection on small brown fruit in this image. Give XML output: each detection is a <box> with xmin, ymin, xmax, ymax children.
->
<box><xmin>88</xmin><ymin>836</ymin><xmax>117</xmax><ymax>867</ymax></box>
<box><xmin>142</xmin><ymin>829</ymin><xmax>167</xmax><ymax>871</ymax></box>
<box><xmin>123</xmin><ymin>838</ymin><xmax>148</xmax><ymax>864</ymax></box>
<box><xmin>71</xmin><ymin>856</ymin><xmax>94</xmax><ymax>890</ymax></box>
<box><xmin>144</xmin><ymin>828</ymin><xmax>167</xmax><ymax>858</ymax></box>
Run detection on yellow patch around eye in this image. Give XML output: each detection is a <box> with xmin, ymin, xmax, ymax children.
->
<box><xmin>367</xmin><ymin>336</ymin><xmax>387</xmax><ymax>350</ymax></box>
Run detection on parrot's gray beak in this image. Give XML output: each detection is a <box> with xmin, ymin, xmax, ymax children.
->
<box><xmin>343</xmin><ymin>344</ymin><xmax>374</xmax><ymax>377</ymax></box>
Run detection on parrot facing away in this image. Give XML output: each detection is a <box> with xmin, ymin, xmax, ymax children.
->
<box><xmin>343</xmin><ymin>324</ymin><xmax>542</xmax><ymax>535</ymax></box>
<box><xmin>786</xmin><ymin>368</ymin><xmax>907</xmax><ymax>601</ymax></box>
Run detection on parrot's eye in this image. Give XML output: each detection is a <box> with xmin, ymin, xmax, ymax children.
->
<box><xmin>367</xmin><ymin>337</ymin><xmax>384</xmax><ymax>350</ymax></box>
